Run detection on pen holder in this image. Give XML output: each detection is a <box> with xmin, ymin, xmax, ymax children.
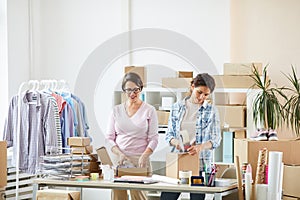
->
<box><xmin>206</xmin><ymin>173</ymin><xmax>215</xmax><ymax>187</ymax></box>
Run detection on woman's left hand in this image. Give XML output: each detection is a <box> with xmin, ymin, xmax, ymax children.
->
<box><xmin>138</xmin><ymin>153</ymin><xmax>149</xmax><ymax>168</ymax></box>
<box><xmin>187</xmin><ymin>144</ymin><xmax>203</xmax><ymax>155</ymax></box>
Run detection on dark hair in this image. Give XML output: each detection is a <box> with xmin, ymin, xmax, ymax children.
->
<box><xmin>191</xmin><ymin>73</ymin><xmax>215</xmax><ymax>93</ymax></box>
<box><xmin>121</xmin><ymin>72</ymin><xmax>144</xmax><ymax>91</ymax></box>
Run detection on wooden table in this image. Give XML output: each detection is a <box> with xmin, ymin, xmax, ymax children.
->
<box><xmin>33</xmin><ymin>178</ymin><xmax>238</xmax><ymax>200</ymax></box>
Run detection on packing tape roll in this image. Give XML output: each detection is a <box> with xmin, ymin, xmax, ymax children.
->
<box><xmin>179</xmin><ymin>170</ymin><xmax>192</xmax><ymax>184</ymax></box>
<box><xmin>179</xmin><ymin>170</ymin><xmax>192</xmax><ymax>178</ymax></box>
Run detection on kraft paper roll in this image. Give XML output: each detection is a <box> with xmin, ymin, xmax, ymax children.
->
<box><xmin>267</xmin><ymin>151</ymin><xmax>283</xmax><ymax>200</ymax></box>
<box><xmin>256</xmin><ymin>184</ymin><xmax>268</xmax><ymax>200</ymax></box>
<box><xmin>255</xmin><ymin>148</ymin><xmax>268</xmax><ymax>184</ymax></box>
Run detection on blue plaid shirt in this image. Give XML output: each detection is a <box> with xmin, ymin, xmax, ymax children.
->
<box><xmin>165</xmin><ymin>96</ymin><xmax>221</xmax><ymax>172</ymax></box>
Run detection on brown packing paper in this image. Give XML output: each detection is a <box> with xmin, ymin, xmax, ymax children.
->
<box><xmin>255</xmin><ymin>148</ymin><xmax>268</xmax><ymax>184</ymax></box>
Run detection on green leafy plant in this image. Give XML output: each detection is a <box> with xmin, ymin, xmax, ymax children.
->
<box><xmin>250</xmin><ymin>65</ymin><xmax>287</xmax><ymax>130</ymax></box>
<box><xmin>282</xmin><ymin>66</ymin><xmax>300</xmax><ymax>137</ymax></box>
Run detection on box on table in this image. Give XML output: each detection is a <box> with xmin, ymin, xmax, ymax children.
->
<box><xmin>156</xmin><ymin>110</ymin><xmax>170</xmax><ymax>125</ymax></box>
<box><xmin>223</xmin><ymin>63</ymin><xmax>263</xmax><ymax>75</ymax></box>
<box><xmin>68</xmin><ymin>137</ymin><xmax>90</xmax><ymax>147</ymax></box>
<box><xmin>116</xmin><ymin>167</ymin><xmax>148</xmax><ymax>177</ymax></box>
<box><xmin>283</xmin><ymin>165</ymin><xmax>300</xmax><ymax>198</ymax></box>
<box><xmin>162</xmin><ymin>78</ymin><xmax>192</xmax><ymax>88</ymax></box>
<box><xmin>96</xmin><ymin>146</ymin><xmax>113</xmax><ymax>166</ymax></box>
<box><xmin>72</xmin><ymin>145</ymin><xmax>93</xmax><ymax>154</ymax></box>
<box><xmin>96</xmin><ymin>146</ymin><xmax>148</xmax><ymax>176</ymax></box>
<box><xmin>0</xmin><ymin>141</ymin><xmax>7</xmax><ymax>188</ymax></box>
<box><xmin>216</xmin><ymin>105</ymin><xmax>246</xmax><ymax>127</ymax></box>
<box><xmin>234</xmin><ymin>138</ymin><xmax>300</xmax><ymax>181</ymax></box>
<box><xmin>36</xmin><ymin>189</ymin><xmax>80</xmax><ymax>200</ymax></box>
<box><xmin>124</xmin><ymin>66</ymin><xmax>147</xmax><ymax>85</ymax></box>
<box><xmin>177</xmin><ymin>71</ymin><xmax>193</xmax><ymax>78</ymax></box>
<box><xmin>166</xmin><ymin>152</ymin><xmax>199</xmax><ymax>179</ymax></box>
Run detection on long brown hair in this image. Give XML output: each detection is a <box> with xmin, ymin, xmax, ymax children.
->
<box><xmin>187</xmin><ymin>73</ymin><xmax>215</xmax><ymax>96</ymax></box>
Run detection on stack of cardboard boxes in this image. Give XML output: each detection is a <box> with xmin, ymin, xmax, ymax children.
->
<box><xmin>213</xmin><ymin>63</ymin><xmax>262</xmax><ymax>163</ymax></box>
<box><xmin>234</xmin><ymin>138</ymin><xmax>300</xmax><ymax>199</ymax></box>
<box><xmin>67</xmin><ymin>137</ymin><xmax>101</xmax><ymax>176</ymax></box>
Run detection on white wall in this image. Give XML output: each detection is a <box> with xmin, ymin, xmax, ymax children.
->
<box><xmin>14</xmin><ymin>0</ymin><xmax>229</xmax><ymax>150</ymax></box>
<box><xmin>0</xmin><ymin>0</ymin><xmax>8</xmax><ymax>139</ymax></box>
<box><xmin>231</xmin><ymin>0</ymin><xmax>300</xmax><ymax>138</ymax></box>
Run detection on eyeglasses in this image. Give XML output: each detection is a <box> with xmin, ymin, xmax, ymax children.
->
<box><xmin>124</xmin><ymin>87</ymin><xmax>141</xmax><ymax>94</ymax></box>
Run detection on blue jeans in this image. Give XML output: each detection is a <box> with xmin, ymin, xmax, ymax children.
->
<box><xmin>160</xmin><ymin>192</ymin><xmax>205</xmax><ymax>200</ymax></box>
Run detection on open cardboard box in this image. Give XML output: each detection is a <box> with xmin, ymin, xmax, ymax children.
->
<box><xmin>166</xmin><ymin>152</ymin><xmax>199</xmax><ymax>179</ymax></box>
<box><xmin>36</xmin><ymin>189</ymin><xmax>80</xmax><ymax>200</ymax></box>
<box><xmin>96</xmin><ymin>146</ymin><xmax>148</xmax><ymax>177</ymax></box>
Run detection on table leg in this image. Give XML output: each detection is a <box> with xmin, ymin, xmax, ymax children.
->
<box><xmin>214</xmin><ymin>193</ymin><xmax>222</xmax><ymax>200</ymax></box>
<box><xmin>32</xmin><ymin>183</ymin><xmax>39</xmax><ymax>199</ymax></box>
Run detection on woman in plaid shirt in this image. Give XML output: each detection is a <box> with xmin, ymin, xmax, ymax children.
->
<box><xmin>161</xmin><ymin>73</ymin><xmax>221</xmax><ymax>200</ymax></box>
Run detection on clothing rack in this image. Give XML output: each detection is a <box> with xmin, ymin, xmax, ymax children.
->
<box><xmin>15</xmin><ymin>79</ymin><xmax>70</xmax><ymax>199</ymax></box>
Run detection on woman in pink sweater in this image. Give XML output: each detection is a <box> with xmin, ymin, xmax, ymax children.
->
<box><xmin>106</xmin><ymin>72</ymin><xmax>159</xmax><ymax>200</ymax></box>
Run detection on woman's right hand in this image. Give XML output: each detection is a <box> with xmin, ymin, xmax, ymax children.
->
<box><xmin>170</xmin><ymin>138</ymin><xmax>182</xmax><ymax>151</ymax></box>
<box><xmin>118</xmin><ymin>153</ymin><xmax>129</xmax><ymax>165</ymax></box>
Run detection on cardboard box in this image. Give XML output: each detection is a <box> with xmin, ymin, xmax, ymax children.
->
<box><xmin>36</xmin><ymin>189</ymin><xmax>80</xmax><ymax>200</ymax></box>
<box><xmin>232</xmin><ymin>128</ymin><xmax>247</xmax><ymax>139</ymax></box>
<box><xmin>234</xmin><ymin>139</ymin><xmax>300</xmax><ymax>181</ymax></box>
<box><xmin>223</xmin><ymin>63</ymin><xmax>263</xmax><ymax>75</ymax></box>
<box><xmin>68</xmin><ymin>137</ymin><xmax>90</xmax><ymax>147</ymax></box>
<box><xmin>162</xmin><ymin>78</ymin><xmax>192</xmax><ymax>88</ymax></box>
<box><xmin>213</xmin><ymin>75</ymin><xmax>256</xmax><ymax>89</ymax></box>
<box><xmin>177</xmin><ymin>71</ymin><xmax>193</xmax><ymax>78</ymax></box>
<box><xmin>116</xmin><ymin>167</ymin><xmax>148</xmax><ymax>177</ymax></box>
<box><xmin>72</xmin><ymin>145</ymin><xmax>93</xmax><ymax>154</ymax></box>
<box><xmin>96</xmin><ymin>146</ymin><xmax>148</xmax><ymax>176</ymax></box>
<box><xmin>283</xmin><ymin>196</ymin><xmax>300</xmax><ymax>200</ymax></box>
<box><xmin>156</xmin><ymin>110</ymin><xmax>170</xmax><ymax>125</ymax></box>
<box><xmin>166</xmin><ymin>152</ymin><xmax>199</xmax><ymax>179</ymax></box>
<box><xmin>214</xmin><ymin>92</ymin><xmax>247</xmax><ymax>105</ymax></box>
<box><xmin>216</xmin><ymin>105</ymin><xmax>246</xmax><ymax>127</ymax></box>
<box><xmin>283</xmin><ymin>165</ymin><xmax>300</xmax><ymax>198</ymax></box>
<box><xmin>96</xmin><ymin>146</ymin><xmax>113</xmax><ymax>166</ymax></box>
<box><xmin>124</xmin><ymin>66</ymin><xmax>147</xmax><ymax>85</ymax></box>
<box><xmin>0</xmin><ymin>141</ymin><xmax>7</xmax><ymax>188</ymax></box>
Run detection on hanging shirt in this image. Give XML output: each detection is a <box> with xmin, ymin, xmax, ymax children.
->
<box><xmin>3</xmin><ymin>91</ymin><xmax>58</xmax><ymax>174</ymax></box>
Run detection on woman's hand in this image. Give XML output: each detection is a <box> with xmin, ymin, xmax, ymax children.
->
<box><xmin>187</xmin><ymin>144</ymin><xmax>203</xmax><ymax>155</ymax></box>
<box><xmin>118</xmin><ymin>153</ymin><xmax>129</xmax><ymax>165</ymax></box>
<box><xmin>138</xmin><ymin>153</ymin><xmax>149</xmax><ymax>168</ymax></box>
<box><xmin>170</xmin><ymin>138</ymin><xmax>182</xmax><ymax>151</ymax></box>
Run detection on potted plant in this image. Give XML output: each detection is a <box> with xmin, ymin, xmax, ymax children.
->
<box><xmin>282</xmin><ymin>66</ymin><xmax>300</xmax><ymax>137</ymax></box>
<box><xmin>249</xmin><ymin>65</ymin><xmax>287</xmax><ymax>131</ymax></box>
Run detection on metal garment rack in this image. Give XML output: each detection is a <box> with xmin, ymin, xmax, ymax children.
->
<box><xmin>15</xmin><ymin>79</ymin><xmax>69</xmax><ymax>199</ymax></box>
